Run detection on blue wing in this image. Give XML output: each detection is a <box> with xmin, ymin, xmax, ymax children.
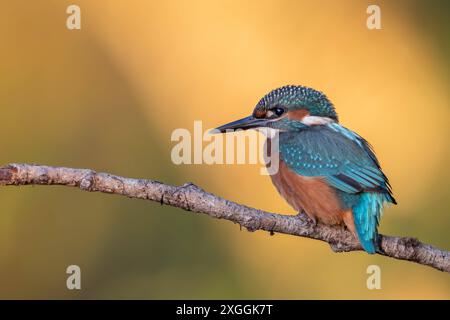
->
<box><xmin>279</xmin><ymin>123</ymin><xmax>395</xmax><ymax>204</ymax></box>
<box><xmin>279</xmin><ymin>123</ymin><xmax>396</xmax><ymax>254</ymax></box>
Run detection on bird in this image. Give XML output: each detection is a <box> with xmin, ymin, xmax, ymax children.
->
<box><xmin>214</xmin><ymin>85</ymin><xmax>396</xmax><ymax>254</ymax></box>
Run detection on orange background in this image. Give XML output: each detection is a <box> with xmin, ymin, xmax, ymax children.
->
<box><xmin>0</xmin><ymin>0</ymin><xmax>448</xmax><ymax>298</ymax></box>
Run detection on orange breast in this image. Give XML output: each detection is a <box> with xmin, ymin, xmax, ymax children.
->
<box><xmin>270</xmin><ymin>160</ymin><xmax>347</xmax><ymax>225</ymax></box>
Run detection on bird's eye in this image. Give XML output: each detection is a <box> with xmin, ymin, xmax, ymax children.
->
<box><xmin>272</xmin><ymin>107</ymin><xmax>285</xmax><ymax>117</ymax></box>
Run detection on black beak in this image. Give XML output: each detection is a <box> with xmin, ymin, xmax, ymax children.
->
<box><xmin>212</xmin><ymin>115</ymin><xmax>271</xmax><ymax>133</ymax></box>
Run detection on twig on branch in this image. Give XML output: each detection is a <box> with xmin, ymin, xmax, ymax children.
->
<box><xmin>0</xmin><ymin>163</ymin><xmax>448</xmax><ymax>273</ymax></box>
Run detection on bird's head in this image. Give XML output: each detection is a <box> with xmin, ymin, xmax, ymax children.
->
<box><xmin>215</xmin><ymin>85</ymin><xmax>338</xmax><ymax>133</ymax></box>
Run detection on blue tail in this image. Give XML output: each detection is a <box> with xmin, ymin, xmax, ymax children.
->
<box><xmin>352</xmin><ymin>192</ymin><xmax>388</xmax><ymax>254</ymax></box>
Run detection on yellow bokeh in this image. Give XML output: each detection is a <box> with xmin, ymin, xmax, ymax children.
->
<box><xmin>0</xmin><ymin>0</ymin><xmax>448</xmax><ymax>299</ymax></box>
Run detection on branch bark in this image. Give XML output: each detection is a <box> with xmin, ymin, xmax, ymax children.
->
<box><xmin>0</xmin><ymin>163</ymin><xmax>448</xmax><ymax>273</ymax></box>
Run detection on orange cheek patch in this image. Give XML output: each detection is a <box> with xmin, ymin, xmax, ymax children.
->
<box><xmin>253</xmin><ymin>109</ymin><xmax>267</xmax><ymax>118</ymax></box>
<box><xmin>287</xmin><ymin>109</ymin><xmax>309</xmax><ymax>121</ymax></box>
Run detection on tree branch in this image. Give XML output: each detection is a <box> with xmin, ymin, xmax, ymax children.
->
<box><xmin>0</xmin><ymin>163</ymin><xmax>448</xmax><ymax>273</ymax></box>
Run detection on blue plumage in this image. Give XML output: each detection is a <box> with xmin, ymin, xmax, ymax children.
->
<box><xmin>279</xmin><ymin>123</ymin><xmax>395</xmax><ymax>252</ymax></box>
<box><xmin>353</xmin><ymin>193</ymin><xmax>386</xmax><ymax>253</ymax></box>
<box><xmin>214</xmin><ymin>85</ymin><xmax>396</xmax><ymax>254</ymax></box>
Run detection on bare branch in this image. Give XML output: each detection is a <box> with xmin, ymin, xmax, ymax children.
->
<box><xmin>0</xmin><ymin>163</ymin><xmax>448</xmax><ymax>273</ymax></box>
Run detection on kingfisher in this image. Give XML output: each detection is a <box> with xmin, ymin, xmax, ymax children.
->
<box><xmin>214</xmin><ymin>85</ymin><xmax>396</xmax><ymax>254</ymax></box>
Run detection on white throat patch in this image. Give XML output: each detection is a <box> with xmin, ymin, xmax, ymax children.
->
<box><xmin>301</xmin><ymin>116</ymin><xmax>335</xmax><ymax>126</ymax></box>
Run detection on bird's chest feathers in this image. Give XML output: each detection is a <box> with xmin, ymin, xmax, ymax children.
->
<box><xmin>270</xmin><ymin>159</ymin><xmax>346</xmax><ymax>225</ymax></box>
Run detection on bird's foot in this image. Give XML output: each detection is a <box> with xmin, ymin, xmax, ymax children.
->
<box><xmin>296</xmin><ymin>211</ymin><xmax>317</xmax><ymax>226</ymax></box>
<box><xmin>374</xmin><ymin>235</ymin><xmax>385</xmax><ymax>255</ymax></box>
<box><xmin>343</xmin><ymin>224</ymin><xmax>357</xmax><ymax>239</ymax></box>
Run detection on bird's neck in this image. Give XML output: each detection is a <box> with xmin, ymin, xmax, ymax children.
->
<box><xmin>275</xmin><ymin>116</ymin><xmax>336</xmax><ymax>132</ymax></box>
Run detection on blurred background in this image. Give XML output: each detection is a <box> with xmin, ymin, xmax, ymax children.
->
<box><xmin>0</xmin><ymin>0</ymin><xmax>449</xmax><ymax>299</ymax></box>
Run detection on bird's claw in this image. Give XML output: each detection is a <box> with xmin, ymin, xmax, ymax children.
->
<box><xmin>296</xmin><ymin>211</ymin><xmax>317</xmax><ymax>226</ymax></box>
